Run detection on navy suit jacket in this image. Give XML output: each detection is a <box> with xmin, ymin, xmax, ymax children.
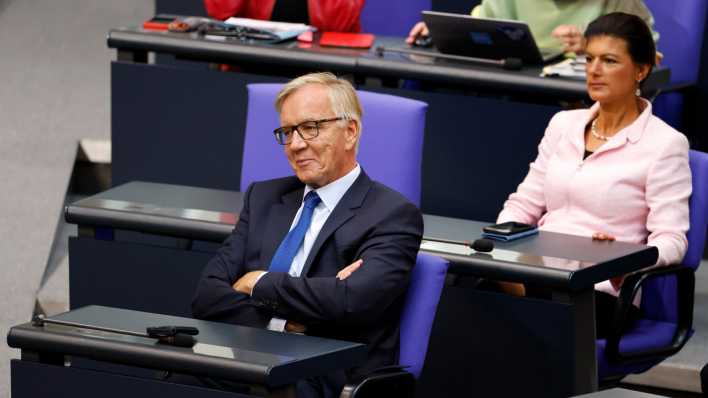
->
<box><xmin>192</xmin><ymin>170</ymin><xmax>423</xmax><ymax>380</ymax></box>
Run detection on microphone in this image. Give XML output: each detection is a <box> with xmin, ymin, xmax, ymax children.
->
<box><xmin>499</xmin><ymin>57</ymin><xmax>523</xmax><ymax>70</ymax></box>
<box><xmin>157</xmin><ymin>333</ymin><xmax>197</xmax><ymax>348</ymax></box>
<box><xmin>424</xmin><ymin>236</ymin><xmax>495</xmax><ymax>253</ymax></box>
<box><xmin>147</xmin><ymin>325</ymin><xmax>199</xmax><ymax>348</ymax></box>
<box><xmin>375</xmin><ymin>45</ymin><xmax>523</xmax><ymax>71</ymax></box>
<box><xmin>470</xmin><ymin>238</ymin><xmax>494</xmax><ymax>253</ymax></box>
<box><xmin>32</xmin><ymin>315</ymin><xmax>198</xmax><ymax>348</ymax></box>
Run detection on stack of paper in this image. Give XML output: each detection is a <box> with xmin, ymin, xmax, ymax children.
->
<box><xmin>541</xmin><ymin>56</ymin><xmax>586</xmax><ymax>79</ymax></box>
<box><xmin>224</xmin><ymin>17</ymin><xmax>314</xmax><ymax>41</ymax></box>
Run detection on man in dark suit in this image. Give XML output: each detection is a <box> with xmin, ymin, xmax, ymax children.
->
<box><xmin>192</xmin><ymin>72</ymin><xmax>423</xmax><ymax>397</ymax></box>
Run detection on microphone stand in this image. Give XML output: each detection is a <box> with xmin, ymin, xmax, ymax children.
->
<box><xmin>375</xmin><ymin>45</ymin><xmax>523</xmax><ymax>70</ymax></box>
<box><xmin>32</xmin><ymin>314</ymin><xmax>198</xmax><ymax>347</ymax></box>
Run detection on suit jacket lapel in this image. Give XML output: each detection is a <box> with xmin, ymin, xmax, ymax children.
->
<box><xmin>301</xmin><ymin>171</ymin><xmax>372</xmax><ymax>276</ymax></box>
<box><xmin>260</xmin><ymin>187</ymin><xmax>304</xmax><ymax>267</ymax></box>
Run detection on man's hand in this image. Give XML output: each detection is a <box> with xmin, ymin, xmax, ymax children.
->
<box><xmin>285</xmin><ymin>321</ymin><xmax>307</xmax><ymax>333</ymax></box>
<box><xmin>282</xmin><ymin>259</ymin><xmax>362</xmax><ymax>334</ymax></box>
<box><xmin>552</xmin><ymin>24</ymin><xmax>584</xmax><ymax>53</ymax></box>
<box><xmin>405</xmin><ymin>22</ymin><xmax>429</xmax><ymax>44</ymax></box>
<box><xmin>233</xmin><ymin>270</ymin><xmax>266</xmax><ymax>296</ymax></box>
<box><xmin>336</xmin><ymin>259</ymin><xmax>363</xmax><ymax>280</ymax></box>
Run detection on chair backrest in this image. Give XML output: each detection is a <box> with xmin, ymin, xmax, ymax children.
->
<box><xmin>398</xmin><ymin>252</ymin><xmax>449</xmax><ymax>378</ymax></box>
<box><xmin>684</xmin><ymin>150</ymin><xmax>708</xmax><ymax>268</ymax></box>
<box><xmin>240</xmin><ymin>83</ymin><xmax>427</xmax><ymax>205</ymax></box>
<box><xmin>644</xmin><ymin>0</ymin><xmax>708</xmax><ymax>83</ymax></box>
<box><xmin>641</xmin><ymin>149</ymin><xmax>708</xmax><ymax>321</ymax></box>
<box><xmin>360</xmin><ymin>0</ymin><xmax>432</xmax><ymax>36</ymax></box>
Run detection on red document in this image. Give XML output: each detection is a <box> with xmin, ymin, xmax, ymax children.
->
<box><xmin>319</xmin><ymin>32</ymin><xmax>375</xmax><ymax>49</ymax></box>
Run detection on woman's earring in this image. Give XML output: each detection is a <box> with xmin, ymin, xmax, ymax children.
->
<box><xmin>635</xmin><ymin>79</ymin><xmax>641</xmax><ymax>97</ymax></box>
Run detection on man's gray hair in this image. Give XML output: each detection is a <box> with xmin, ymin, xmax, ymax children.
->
<box><xmin>275</xmin><ymin>72</ymin><xmax>363</xmax><ymax>144</ymax></box>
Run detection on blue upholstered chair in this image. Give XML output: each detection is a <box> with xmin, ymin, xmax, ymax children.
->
<box><xmin>359</xmin><ymin>0</ymin><xmax>432</xmax><ymax>37</ymax></box>
<box><xmin>597</xmin><ymin>150</ymin><xmax>708</xmax><ymax>380</ymax></box>
<box><xmin>399</xmin><ymin>253</ymin><xmax>450</xmax><ymax>378</ymax></box>
<box><xmin>240</xmin><ymin>83</ymin><xmax>427</xmax><ymax>206</ymax></box>
<box><xmin>341</xmin><ymin>252</ymin><xmax>449</xmax><ymax>397</ymax></box>
<box><xmin>644</xmin><ymin>0</ymin><xmax>708</xmax><ymax>128</ymax></box>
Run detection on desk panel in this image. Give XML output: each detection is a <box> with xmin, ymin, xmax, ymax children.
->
<box><xmin>417</xmin><ymin>285</ymin><xmax>586</xmax><ymax>397</ymax></box>
<box><xmin>69</xmin><ymin>236</ymin><xmax>212</xmax><ymax>317</ymax></box>
<box><xmin>12</xmin><ymin>360</ymin><xmax>251</xmax><ymax>398</ymax></box>
<box><xmin>112</xmin><ymin>61</ymin><xmax>560</xmax><ymax>221</ymax></box>
<box><xmin>111</xmin><ymin>62</ymin><xmax>286</xmax><ymax>191</ymax></box>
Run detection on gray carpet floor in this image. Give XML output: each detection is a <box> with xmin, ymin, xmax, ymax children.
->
<box><xmin>0</xmin><ymin>1</ymin><xmax>152</xmax><ymax>396</ymax></box>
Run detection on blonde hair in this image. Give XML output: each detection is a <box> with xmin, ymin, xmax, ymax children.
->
<box><xmin>275</xmin><ymin>72</ymin><xmax>363</xmax><ymax>144</ymax></box>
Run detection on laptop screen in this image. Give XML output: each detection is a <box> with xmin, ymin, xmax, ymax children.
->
<box><xmin>422</xmin><ymin>11</ymin><xmax>562</xmax><ymax>65</ymax></box>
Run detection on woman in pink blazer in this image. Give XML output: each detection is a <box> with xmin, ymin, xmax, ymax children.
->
<box><xmin>498</xmin><ymin>13</ymin><xmax>692</xmax><ymax>338</ymax></box>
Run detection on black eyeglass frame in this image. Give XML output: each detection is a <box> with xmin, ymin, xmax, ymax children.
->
<box><xmin>273</xmin><ymin>117</ymin><xmax>345</xmax><ymax>145</ymax></box>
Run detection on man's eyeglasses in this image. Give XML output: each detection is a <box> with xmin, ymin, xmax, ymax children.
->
<box><xmin>273</xmin><ymin>117</ymin><xmax>344</xmax><ymax>145</ymax></box>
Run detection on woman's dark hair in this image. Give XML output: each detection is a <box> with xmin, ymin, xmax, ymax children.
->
<box><xmin>584</xmin><ymin>12</ymin><xmax>656</xmax><ymax>69</ymax></box>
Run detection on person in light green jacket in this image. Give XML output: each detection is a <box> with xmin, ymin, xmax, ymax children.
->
<box><xmin>406</xmin><ymin>0</ymin><xmax>659</xmax><ymax>55</ymax></box>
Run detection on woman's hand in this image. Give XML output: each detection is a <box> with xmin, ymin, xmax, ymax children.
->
<box><xmin>405</xmin><ymin>21</ymin><xmax>429</xmax><ymax>44</ymax></box>
<box><xmin>592</xmin><ymin>231</ymin><xmax>616</xmax><ymax>241</ymax></box>
<box><xmin>552</xmin><ymin>24</ymin><xmax>584</xmax><ymax>53</ymax></box>
<box><xmin>592</xmin><ymin>232</ymin><xmax>624</xmax><ymax>290</ymax></box>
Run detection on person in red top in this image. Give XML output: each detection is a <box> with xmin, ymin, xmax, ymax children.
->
<box><xmin>204</xmin><ymin>0</ymin><xmax>365</xmax><ymax>32</ymax></box>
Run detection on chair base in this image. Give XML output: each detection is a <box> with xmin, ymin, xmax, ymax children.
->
<box><xmin>340</xmin><ymin>371</ymin><xmax>414</xmax><ymax>398</ymax></box>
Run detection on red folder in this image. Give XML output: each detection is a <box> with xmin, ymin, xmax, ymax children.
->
<box><xmin>143</xmin><ymin>21</ymin><xmax>170</xmax><ymax>31</ymax></box>
<box><xmin>319</xmin><ymin>32</ymin><xmax>375</xmax><ymax>49</ymax></box>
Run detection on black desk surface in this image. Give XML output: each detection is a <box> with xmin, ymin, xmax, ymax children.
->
<box><xmin>7</xmin><ymin>305</ymin><xmax>366</xmax><ymax>388</ymax></box>
<box><xmin>106</xmin><ymin>27</ymin><xmax>670</xmax><ymax>101</ymax></box>
<box><xmin>66</xmin><ymin>181</ymin><xmax>658</xmax><ymax>292</ymax></box>
<box><xmin>66</xmin><ymin>181</ymin><xmax>242</xmax><ymax>242</ymax></box>
<box><xmin>421</xmin><ymin>215</ymin><xmax>657</xmax><ymax>291</ymax></box>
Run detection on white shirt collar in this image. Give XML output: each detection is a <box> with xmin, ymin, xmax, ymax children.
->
<box><xmin>303</xmin><ymin>164</ymin><xmax>361</xmax><ymax>212</ymax></box>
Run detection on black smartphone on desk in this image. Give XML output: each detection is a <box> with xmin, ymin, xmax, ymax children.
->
<box><xmin>483</xmin><ymin>221</ymin><xmax>534</xmax><ymax>235</ymax></box>
<box><xmin>482</xmin><ymin>221</ymin><xmax>538</xmax><ymax>241</ymax></box>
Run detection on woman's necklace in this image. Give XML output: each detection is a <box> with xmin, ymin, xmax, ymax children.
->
<box><xmin>590</xmin><ymin>118</ymin><xmax>611</xmax><ymax>141</ymax></box>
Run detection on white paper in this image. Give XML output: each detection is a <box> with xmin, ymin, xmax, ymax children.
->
<box><xmin>224</xmin><ymin>17</ymin><xmax>312</xmax><ymax>33</ymax></box>
<box><xmin>193</xmin><ymin>342</ymin><xmax>236</xmax><ymax>359</ymax></box>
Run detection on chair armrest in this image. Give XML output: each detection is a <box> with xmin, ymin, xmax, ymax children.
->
<box><xmin>605</xmin><ymin>265</ymin><xmax>695</xmax><ymax>364</ymax></box>
<box><xmin>339</xmin><ymin>367</ymin><xmax>415</xmax><ymax>398</ymax></box>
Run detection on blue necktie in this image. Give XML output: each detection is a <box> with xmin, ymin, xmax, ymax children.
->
<box><xmin>269</xmin><ymin>191</ymin><xmax>322</xmax><ymax>273</ymax></box>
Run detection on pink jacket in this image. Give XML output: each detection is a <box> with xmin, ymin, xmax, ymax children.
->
<box><xmin>498</xmin><ymin>100</ymin><xmax>691</xmax><ymax>297</ymax></box>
